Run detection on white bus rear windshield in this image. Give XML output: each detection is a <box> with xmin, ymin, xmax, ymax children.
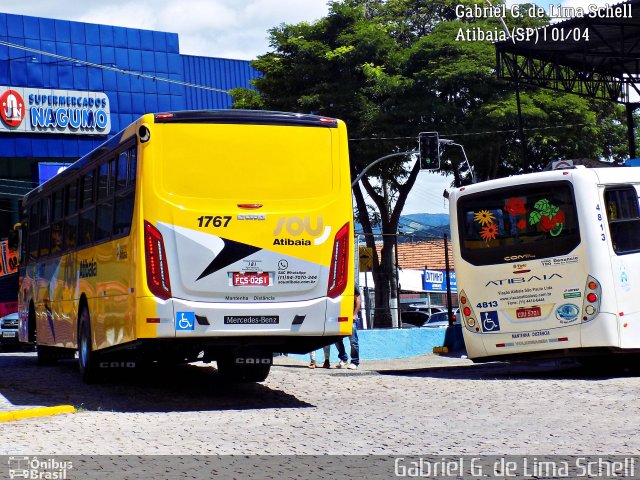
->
<box><xmin>457</xmin><ymin>181</ymin><xmax>580</xmax><ymax>265</ymax></box>
<box><xmin>158</xmin><ymin>124</ymin><xmax>334</xmax><ymax>200</ymax></box>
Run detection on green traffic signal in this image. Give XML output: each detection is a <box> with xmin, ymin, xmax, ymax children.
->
<box><xmin>418</xmin><ymin>132</ymin><xmax>440</xmax><ymax>169</ymax></box>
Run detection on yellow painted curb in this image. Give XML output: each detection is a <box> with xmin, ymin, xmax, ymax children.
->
<box><xmin>0</xmin><ymin>405</ymin><xmax>75</xmax><ymax>422</ymax></box>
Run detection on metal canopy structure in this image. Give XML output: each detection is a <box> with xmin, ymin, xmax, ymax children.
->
<box><xmin>496</xmin><ymin>0</ymin><xmax>640</xmax><ymax>103</ymax></box>
<box><xmin>495</xmin><ymin>0</ymin><xmax>640</xmax><ymax>156</ymax></box>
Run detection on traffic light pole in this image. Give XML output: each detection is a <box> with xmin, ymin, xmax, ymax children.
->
<box><xmin>351</xmin><ymin>150</ymin><xmax>416</xmax><ymax>187</ymax></box>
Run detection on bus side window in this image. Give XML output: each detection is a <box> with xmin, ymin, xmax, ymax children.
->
<box><xmin>95</xmin><ymin>159</ymin><xmax>114</xmax><ymax>242</ymax></box>
<box><xmin>117</xmin><ymin>150</ymin><xmax>128</xmax><ymax>191</ymax></box>
<box><xmin>605</xmin><ymin>187</ymin><xmax>640</xmax><ymax>254</ymax></box>
<box><xmin>50</xmin><ymin>190</ymin><xmax>64</xmax><ymax>255</ymax></box>
<box><xmin>63</xmin><ymin>180</ymin><xmax>78</xmax><ymax>251</ymax></box>
<box><xmin>39</xmin><ymin>197</ymin><xmax>51</xmax><ymax>258</ymax></box>
<box><xmin>129</xmin><ymin>147</ymin><xmax>137</xmax><ymax>185</ymax></box>
<box><xmin>78</xmin><ymin>171</ymin><xmax>96</xmax><ymax>247</ymax></box>
<box><xmin>114</xmin><ymin>148</ymin><xmax>135</xmax><ymax>236</ymax></box>
<box><xmin>29</xmin><ymin>203</ymin><xmax>39</xmax><ymax>261</ymax></box>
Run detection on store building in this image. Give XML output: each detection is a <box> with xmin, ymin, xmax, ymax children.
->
<box><xmin>0</xmin><ymin>11</ymin><xmax>259</xmax><ymax>238</ymax></box>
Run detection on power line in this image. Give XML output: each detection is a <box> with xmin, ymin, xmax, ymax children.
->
<box><xmin>0</xmin><ymin>40</ymin><xmax>231</xmax><ymax>95</ymax></box>
<box><xmin>348</xmin><ymin>123</ymin><xmax>595</xmax><ymax>142</ymax></box>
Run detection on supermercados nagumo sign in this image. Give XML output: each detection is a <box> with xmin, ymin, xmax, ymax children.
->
<box><xmin>0</xmin><ymin>86</ymin><xmax>111</xmax><ymax>135</ymax></box>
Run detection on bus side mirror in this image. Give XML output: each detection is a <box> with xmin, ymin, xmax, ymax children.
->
<box><xmin>418</xmin><ymin>132</ymin><xmax>440</xmax><ymax>169</ymax></box>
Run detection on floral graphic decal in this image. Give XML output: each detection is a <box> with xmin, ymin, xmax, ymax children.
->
<box><xmin>504</xmin><ymin>197</ymin><xmax>527</xmax><ymax>216</ymax></box>
<box><xmin>480</xmin><ymin>223</ymin><xmax>498</xmax><ymax>240</ymax></box>
<box><xmin>473</xmin><ymin>210</ymin><xmax>495</xmax><ymax>226</ymax></box>
<box><xmin>504</xmin><ymin>197</ymin><xmax>528</xmax><ymax>234</ymax></box>
<box><xmin>529</xmin><ymin>199</ymin><xmax>565</xmax><ymax>236</ymax></box>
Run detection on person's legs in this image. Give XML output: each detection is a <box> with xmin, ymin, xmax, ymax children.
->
<box><xmin>322</xmin><ymin>345</ymin><xmax>331</xmax><ymax>368</ymax></box>
<box><xmin>348</xmin><ymin>325</ymin><xmax>359</xmax><ymax>368</ymax></box>
<box><xmin>335</xmin><ymin>338</ymin><xmax>348</xmax><ymax>367</ymax></box>
<box><xmin>309</xmin><ymin>350</ymin><xmax>316</xmax><ymax>368</ymax></box>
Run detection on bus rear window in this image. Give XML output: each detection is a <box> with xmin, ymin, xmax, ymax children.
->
<box><xmin>457</xmin><ymin>181</ymin><xmax>580</xmax><ymax>265</ymax></box>
<box><xmin>158</xmin><ymin>124</ymin><xmax>335</xmax><ymax>200</ymax></box>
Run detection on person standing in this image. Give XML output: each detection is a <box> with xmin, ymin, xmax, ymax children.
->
<box><xmin>335</xmin><ymin>285</ymin><xmax>361</xmax><ymax>370</ymax></box>
<box><xmin>309</xmin><ymin>345</ymin><xmax>331</xmax><ymax>369</ymax></box>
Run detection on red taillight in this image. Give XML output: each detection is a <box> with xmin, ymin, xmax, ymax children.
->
<box><xmin>327</xmin><ymin>223</ymin><xmax>350</xmax><ymax>298</ymax></box>
<box><xmin>463</xmin><ymin>306</ymin><xmax>471</xmax><ymax>316</ymax></box>
<box><xmin>587</xmin><ymin>293</ymin><xmax>597</xmax><ymax>303</ymax></box>
<box><xmin>144</xmin><ymin>221</ymin><xmax>172</xmax><ymax>300</ymax></box>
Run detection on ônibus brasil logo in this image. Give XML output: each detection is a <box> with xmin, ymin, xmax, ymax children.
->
<box><xmin>0</xmin><ymin>89</ymin><xmax>25</xmax><ymax>127</ymax></box>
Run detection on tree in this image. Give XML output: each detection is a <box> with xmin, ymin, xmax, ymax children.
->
<box><xmin>231</xmin><ymin>0</ymin><xmax>627</xmax><ymax>326</ymax></box>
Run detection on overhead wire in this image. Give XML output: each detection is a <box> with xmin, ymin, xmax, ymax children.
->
<box><xmin>0</xmin><ymin>40</ymin><xmax>231</xmax><ymax>95</ymax></box>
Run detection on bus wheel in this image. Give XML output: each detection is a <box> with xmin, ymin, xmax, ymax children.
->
<box><xmin>78</xmin><ymin>308</ymin><xmax>100</xmax><ymax>383</ymax></box>
<box><xmin>216</xmin><ymin>356</ymin><xmax>271</xmax><ymax>383</ymax></box>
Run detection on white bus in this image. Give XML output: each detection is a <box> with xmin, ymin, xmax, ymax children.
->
<box><xmin>449</xmin><ymin>165</ymin><xmax>640</xmax><ymax>362</ymax></box>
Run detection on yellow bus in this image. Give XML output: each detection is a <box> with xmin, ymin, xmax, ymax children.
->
<box><xmin>15</xmin><ymin>110</ymin><xmax>355</xmax><ymax>382</ymax></box>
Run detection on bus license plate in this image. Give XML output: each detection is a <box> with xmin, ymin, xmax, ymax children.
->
<box><xmin>232</xmin><ymin>272</ymin><xmax>270</xmax><ymax>287</ymax></box>
<box><xmin>516</xmin><ymin>307</ymin><xmax>541</xmax><ymax>319</ymax></box>
<box><xmin>2</xmin><ymin>331</ymin><xmax>16</xmax><ymax>337</ymax></box>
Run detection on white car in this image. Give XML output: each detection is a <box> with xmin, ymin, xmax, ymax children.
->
<box><xmin>421</xmin><ymin>309</ymin><xmax>461</xmax><ymax>328</ymax></box>
<box><xmin>407</xmin><ymin>304</ymin><xmax>446</xmax><ymax>316</ymax></box>
<box><xmin>0</xmin><ymin>312</ymin><xmax>20</xmax><ymax>348</ymax></box>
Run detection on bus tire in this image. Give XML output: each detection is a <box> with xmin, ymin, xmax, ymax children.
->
<box><xmin>78</xmin><ymin>308</ymin><xmax>100</xmax><ymax>383</ymax></box>
<box><xmin>216</xmin><ymin>356</ymin><xmax>271</xmax><ymax>383</ymax></box>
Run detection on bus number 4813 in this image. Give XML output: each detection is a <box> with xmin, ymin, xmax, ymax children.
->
<box><xmin>477</xmin><ymin>301</ymin><xmax>498</xmax><ymax>308</ymax></box>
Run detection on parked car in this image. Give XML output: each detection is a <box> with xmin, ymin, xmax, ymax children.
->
<box><xmin>422</xmin><ymin>311</ymin><xmax>460</xmax><ymax>328</ymax></box>
<box><xmin>400</xmin><ymin>310</ymin><xmax>431</xmax><ymax>327</ymax></box>
<box><xmin>407</xmin><ymin>303</ymin><xmax>446</xmax><ymax>317</ymax></box>
<box><xmin>0</xmin><ymin>312</ymin><xmax>20</xmax><ymax>348</ymax></box>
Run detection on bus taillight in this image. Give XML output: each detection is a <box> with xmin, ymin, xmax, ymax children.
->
<box><xmin>582</xmin><ymin>275</ymin><xmax>601</xmax><ymax>323</ymax></box>
<box><xmin>144</xmin><ymin>221</ymin><xmax>172</xmax><ymax>300</ymax></box>
<box><xmin>327</xmin><ymin>223</ymin><xmax>349</xmax><ymax>298</ymax></box>
<box><xmin>458</xmin><ymin>289</ymin><xmax>479</xmax><ymax>332</ymax></box>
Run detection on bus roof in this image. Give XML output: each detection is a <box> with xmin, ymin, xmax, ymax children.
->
<box><xmin>152</xmin><ymin>109</ymin><xmax>339</xmax><ymax>128</ymax></box>
<box><xmin>22</xmin><ymin>109</ymin><xmax>341</xmax><ymax>206</ymax></box>
<box><xmin>450</xmin><ymin>166</ymin><xmax>640</xmax><ymax>199</ymax></box>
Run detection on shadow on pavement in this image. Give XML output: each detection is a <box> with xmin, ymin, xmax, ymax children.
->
<box><xmin>377</xmin><ymin>358</ymin><xmax>640</xmax><ymax>381</ymax></box>
<box><xmin>0</xmin><ymin>353</ymin><xmax>313</xmax><ymax>413</ymax></box>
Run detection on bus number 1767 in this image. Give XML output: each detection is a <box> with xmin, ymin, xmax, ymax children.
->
<box><xmin>197</xmin><ymin>216</ymin><xmax>232</xmax><ymax>228</ymax></box>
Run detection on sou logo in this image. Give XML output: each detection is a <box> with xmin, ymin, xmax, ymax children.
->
<box><xmin>273</xmin><ymin>216</ymin><xmax>332</xmax><ymax>245</ymax></box>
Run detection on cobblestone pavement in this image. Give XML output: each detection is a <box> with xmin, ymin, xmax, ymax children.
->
<box><xmin>1</xmin><ymin>350</ymin><xmax>640</xmax><ymax>456</ymax></box>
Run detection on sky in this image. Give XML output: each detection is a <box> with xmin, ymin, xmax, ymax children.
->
<box><xmin>0</xmin><ymin>0</ymin><xmax>614</xmax><ymax>215</ymax></box>
<box><xmin>0</xmin><ymin>0</ymin><xmax>331</xmax><ymax>60</ymax></box>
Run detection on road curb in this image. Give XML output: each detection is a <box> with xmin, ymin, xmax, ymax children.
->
<box><xmin>0</xmin><ymin>405</ymin><xmax>76</xmax><ymax>422</ymax></box>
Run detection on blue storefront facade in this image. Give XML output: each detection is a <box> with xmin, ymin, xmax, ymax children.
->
<box><xmin>0</xmin><ymin>11</ymin><xmax>259</xmax><ymax>236</ymax></box>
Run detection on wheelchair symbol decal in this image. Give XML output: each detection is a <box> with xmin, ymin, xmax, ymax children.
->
<box><xmin>481</xmin><ymin>311</ymin><xmax>500</xmax><ymax>332</ymax></box>
<box><xmin>176</xmin><ymin>312</ymin><xmax>195</xmax><ymax>331</ymax></box>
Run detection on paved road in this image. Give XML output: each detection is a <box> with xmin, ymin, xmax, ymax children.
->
<box><xmin>1</xmin><ymin>350</ymin><xmax>640</xmax><ymax>459</ymax></box>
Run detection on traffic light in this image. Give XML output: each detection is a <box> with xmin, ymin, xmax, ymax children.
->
<box><xmin>418</xmin><ymin>132</ymin><xmax>440</xmax><ymax>169</ymax></box>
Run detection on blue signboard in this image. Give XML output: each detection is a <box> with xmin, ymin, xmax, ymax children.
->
<box><xmin>422</xmin><ymin>269</ymin><xmax>457</xmax><ymax>293</ymax></box>
<box><xmin>38</xmin><ymin>162</ymin><xmax>72</xmax><ymax>184</ymax></box>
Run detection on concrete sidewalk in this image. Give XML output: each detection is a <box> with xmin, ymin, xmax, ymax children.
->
<box><xmin>273</xmin><ymin>352</ymin><xmax>473</xmax><ymax>372</ymax></box>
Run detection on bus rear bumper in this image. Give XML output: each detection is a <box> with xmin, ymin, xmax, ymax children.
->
<box><xmin>136</xmin><ymin>295</ymin><xmax>349</xmax><ymax>339</ymax></box>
